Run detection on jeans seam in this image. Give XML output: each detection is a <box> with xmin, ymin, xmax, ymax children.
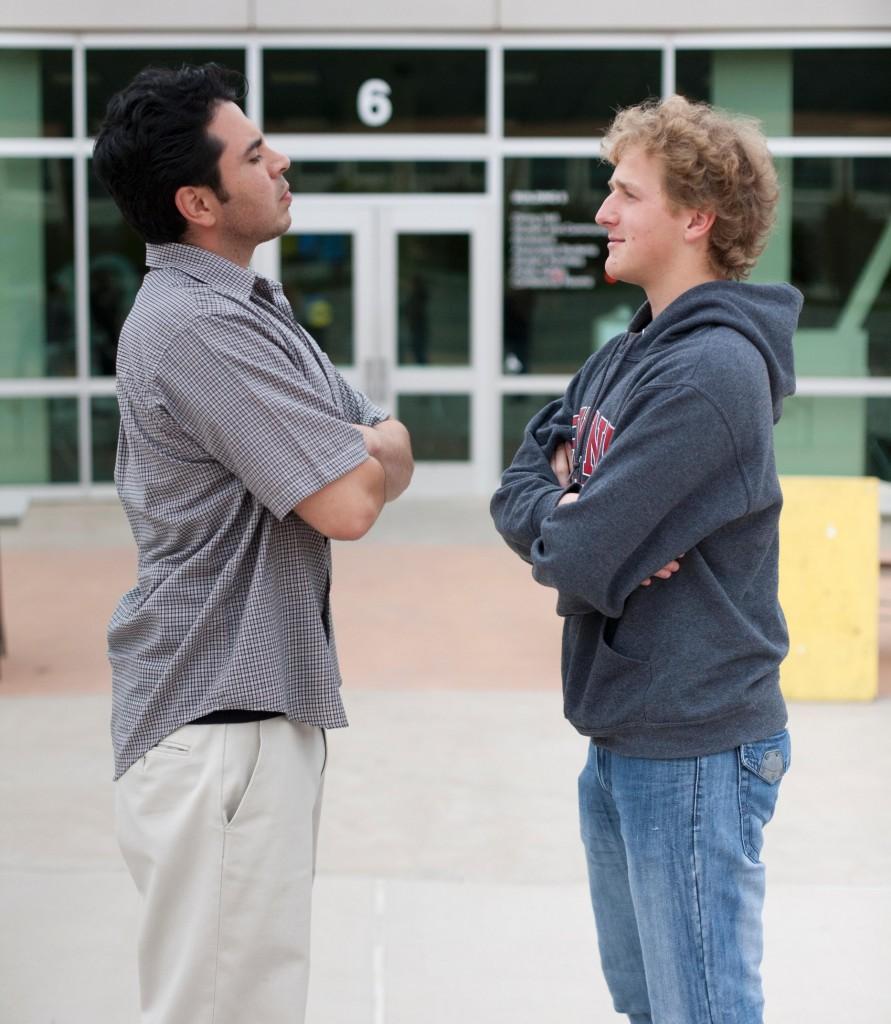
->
<box><xmin>691</xmin><ymin>755</ymin><xmax>717</xmax><ymax>1024</ymax></box>
<box><xmin>595</xmin><ymin>745</ymin><xmax>610</xmax><ymax>794</ymax></box>
<box><xmin>739</xmin><ymin>764</ymin><xmax>757</xmax><ymax>864</ymax></box>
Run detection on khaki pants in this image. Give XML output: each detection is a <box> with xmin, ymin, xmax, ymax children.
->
<box><xmin>115</xmin><ymin>717</ymin><xmax>326</xmax><ymax>1024</ymax></box>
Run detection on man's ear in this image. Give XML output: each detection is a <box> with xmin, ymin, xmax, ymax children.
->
<box><xmin>174</xmin><ymin>185</ymin><xmax>217</xmax><ymax>231</ymax></box>
<box><xmin>685</xmin><ymin>208</ymin><xmax>716</xmax><ymax>242</ymax></box>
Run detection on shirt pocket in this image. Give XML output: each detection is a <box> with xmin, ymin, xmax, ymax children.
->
<box><xmin>738</xmin><ymin>728</ymin><xmax>791</xmax><ymax>863</ymax></box>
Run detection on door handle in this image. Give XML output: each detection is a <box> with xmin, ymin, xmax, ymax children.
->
<box><xmin>362</xmin><ymin>356</ymin><xmax>390</xmax><ymax>408</ymax></box>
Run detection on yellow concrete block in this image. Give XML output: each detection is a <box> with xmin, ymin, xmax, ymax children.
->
<box><xmin>778</xmin><ymin>476</ymin><xmax>878</xmax><ymax>701</ymax></box>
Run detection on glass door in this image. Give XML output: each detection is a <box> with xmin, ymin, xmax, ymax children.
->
<box><xmin>255</xmin><ymin>198</ymin><xmax>497</xmax><ymax>495</ymax></box>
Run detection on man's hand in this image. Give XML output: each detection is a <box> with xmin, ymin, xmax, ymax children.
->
<box><xmin>355</xmin><ymin>420</ymin><xmax>414</xmax><ymax>502</ymax></box>
<box><xmin>549</xmin><ymin>441</ymin><xmax>574</xmax><ymax>489</ymax></box>
<box><xmin>640</xmin><ymin>556</ymin><xmax>684</xmax><ymax>588</ymax></box>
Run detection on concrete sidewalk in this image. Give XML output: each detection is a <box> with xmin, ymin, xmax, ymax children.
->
<box><xmin>1</xmin><ymin>692</ymin><xmax>890</xmax><ymax>1024</ymax></box>
<box><xmin>1</xmin><ymin>499</ymin><xmax>890</xmax><ymax>1022</ymax></box>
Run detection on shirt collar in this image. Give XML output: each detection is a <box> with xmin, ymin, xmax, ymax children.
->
<box><xmin>145</xmin><ymin>242</ymin><xmax>266</xmax><ymax>304</ymax></box>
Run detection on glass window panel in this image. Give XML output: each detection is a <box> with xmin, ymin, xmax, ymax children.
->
<box><xmin>0</xmin><ymin>49</ymin><xmax>72</xmax><ymax>137</ymax></box>
<box><xmin>867</xmin><ymin>398</ymin><xmax>891</xmax><ymax>482</ymax></box>
<box><xmin>0</xmin><ymin>158</ymin><xmax>76</xmax><ymax>379</ymax></box>
<box><xmin>502</xmin><ymin>393</ymin><xmax>562</xmax><ymax>471</ymax></box>
<box><xmin>280</xmin><ymin>233</ymin><xmax>353</xmax><ymax>367</ymax></box>
<box><xmin>676</xmin><ymin>49</ymin><xmax>891</xmax><ymax>137</ymax></box>
<box><xmin>775</xmin><ymin>396</ymin><xmax>891</xmax><ymax>482</ymax></box>
<box><xmin>503</xmin><ymin>158</ymin><xmax>641</xmax><ymax>375</ymax></box>
<box><xmin>676</xmin><ymin>50</ymin><xmax>794</xmax><ymax>135</ymax></box>
<box><xmin>88</xmin><ymin>160</ymin><xmax>147</xmax><ymax>377</ymax></box>
<box><xmin>263</xmin><ymin>50</ymin><xmax>486</xmax><ymax>134</ymax></box>
<box><xmin>504</xmin><ymin>50</ymin><xmax>661</xmax><ymax>137</ymax></box>
<box><xmin>86</xmin><ymin>50</ymin><xmax>246</xmax><ymax>135</ymax></box>
<box><xmin>0</xmin><ymin>398</ymin><xmax>78</xmax><ymax>483</ymax></box>
<box><xmin>396</xmin><ymin>394</ymin><xmax>470</xmax><ymax>461</ymax></box>
<box><xmin>291</xmin><ymin>161</ymin><xmax>486</xmax><ymax>194</ymax></box>
<box><xmin>675</xmin><ymin>51</ymin><xmax>710</xmax><ymax>105</ymax></box>
<box><xmin>789</xmin><ymin>158</ymin><xmax>891</xmax><ymax>377</ymax></box>
<box><xmin>91</xmin><ymin>396</ymin><xmax>120</xmax><ymax>483</ymax></box>
<box><xmin>794</xmin><ymin>50</ymin><xmax>891</xmax><ymax>136</ymax></box>
<box><xmin>397</xmin><ymin>234</ymin><xmax>469</xmax><ymax>367</ymax></box>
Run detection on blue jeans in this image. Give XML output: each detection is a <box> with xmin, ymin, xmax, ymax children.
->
<box><xmin>578</xmin><ymin>731</ymin><xmax>790</xmax><ymax>1024</ymax></box>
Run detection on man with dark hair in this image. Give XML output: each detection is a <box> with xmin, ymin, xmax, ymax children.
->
<box><xmin>491</xmin><ymin>95</ymin><xmax>800</xmax><ymax>1023</ymax></box>
<box><xmin>95</xmin><ymin>64</ymin><xmax>413</xmax><ymax>1024</ymax></box>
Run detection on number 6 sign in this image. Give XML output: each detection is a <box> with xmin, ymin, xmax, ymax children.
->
<box><xmin>357</xmin><ymin>78</ymin><xmax>393</xmax><ymax>127</ymax></box>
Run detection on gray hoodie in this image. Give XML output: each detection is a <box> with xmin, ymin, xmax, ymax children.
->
<box><xmin>491</xmin><ymin>280</ymin><xmax>802</xmax><ymax>758</ymax></box>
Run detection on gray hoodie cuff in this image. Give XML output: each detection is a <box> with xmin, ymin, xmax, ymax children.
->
<box><xmin>530</xmin><ymin>486</ymin><xmax>564</xmax><ymax>537</ymax></box>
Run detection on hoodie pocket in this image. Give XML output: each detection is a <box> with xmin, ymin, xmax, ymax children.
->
<box><xmin>563</xmin><ymin>617</ymin><xmax>652</xmax><ymax>731</ymax></box>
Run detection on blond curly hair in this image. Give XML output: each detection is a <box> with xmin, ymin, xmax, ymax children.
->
<box><xmin>601</xmin><ymin>95</ymin><xmax>779</xmax><ymax>281</ymax></box>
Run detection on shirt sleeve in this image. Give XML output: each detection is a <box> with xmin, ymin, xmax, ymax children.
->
<box><xmin>331</xmin><ymin>368</ymin><xmax>388</xmax><ymax>427</ymax></box>
<box><xmin>152</xmin><ymin>313</ymin><xmax>370</xmax><ymax>521</ymax></box>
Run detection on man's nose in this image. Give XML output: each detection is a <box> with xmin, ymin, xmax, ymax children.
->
<box><xmin>272</xmin><ymin>149</ymin><xmax>290</xmax><ymax>176</ymax></box>
<box><xmin>594</xmin><ymin>197</ymin><xmax>613</xmax><ymax>226</ymax></box>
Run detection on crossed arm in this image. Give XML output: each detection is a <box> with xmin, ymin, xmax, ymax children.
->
<box><xmin>294</xmin><ymin>418</ymin><xmax>414</xmax><ymax>541</ymax></box>
<box><xmin>546</xmin><ymin>440</ymin><xmax>682</xmax><ymax>591</ymax></box>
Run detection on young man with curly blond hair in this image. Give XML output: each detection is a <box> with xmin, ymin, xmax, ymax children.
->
<box><xmin>492</xmin><ymin>95</ymin><xmax>800</xmax><ymax>1023</ymax></box>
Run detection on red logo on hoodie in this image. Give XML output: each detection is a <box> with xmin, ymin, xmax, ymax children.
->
<box><xmin>572</xmin><ymin>407</ymin><xmax>616</xmax><ymax>480</ymax></box>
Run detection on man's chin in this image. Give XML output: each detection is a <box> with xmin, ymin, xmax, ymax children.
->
<box><xmin>604</xmin><ymin>260</ymin><xmax>626</xmax><ymax>286</ymax></box>
<box><xmin>259</xmin><ymin>215</ymin><xmax>292</xmax><ymax>244</ymax></box>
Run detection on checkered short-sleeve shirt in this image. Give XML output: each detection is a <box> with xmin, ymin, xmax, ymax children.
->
<box><xmin>108</xmin><ymin>242</ymin><xmax>385</xmax><ymax>779</ymax></box>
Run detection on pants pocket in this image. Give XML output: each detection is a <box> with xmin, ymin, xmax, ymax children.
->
<box><xmin>153</xmin><ymin>739</ymin><xmax>190</xmax><ymax>756</ymax></box>
<box><xmin>738</xmin><ymin>728</ymin><xmax>791</xmax><ymax>864</ymax></box>
<box><xmin>221</xmin><ymin>723</ymin><xmax>263</xmax><ymax>828</ymax></box>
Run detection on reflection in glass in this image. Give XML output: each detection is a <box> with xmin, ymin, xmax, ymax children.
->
<box><xmin>398</xmin><ymin>235</ymin><xmax>469</xmax><ymax>367</ymax></box>
<box><xmin>504</xmin><ymin>50</ymin><xmax>661</xmax><ymax>137</ymax></box>
<box><xmin>291</xmin><ymin>161</ymin><xmax>486</xmax><ymax>194</ymax></box>
<box><xmin>86</xmin><ymin>49</ymin><xmax>246</xmax><ymax>135</ymax></box>
<box><xmin>92</xmin><ymin>396</ymin><xmax>120</xmax><ymax>483</ymax></box>
<box><xmin>88</xmin><ymin>161</ymin><xmax>146</xmax><ymax>376</ymax></box>
<box><xmin>774</xmin><ymin>396</ymin><xmax>891</xmax><ymax>481</ymax></box>
<box><xmin>790</xmin><ymin>158</ymin><xmax>891</xmax><ymax>377</ymax></box>
<box><xmin>502</xmin><ymin>393</ymin><xmax>562</xmax><ymax>470</ymax></box>
<box><xmin>263</xmin><ymin>50</ymin><xmax>486</xmax><ymax>134</ymax></box>
<box><xmin>867</xmin><ymin>398</ymin><xmax>891</xmax><ymax>481</ymax></box>
<box><xmin>0</xmin><ymin>158</ymin><xmax>76</xmax><ymax>378</ymax></box>
<box><xmin>396</xmin><ymin>394</ymin><xmax>470</xmax><ymax>461</ymax></box>
<box><xmin>0</xmin><ymin>398</ymin><xmax>78</xmax><ymax>483</ymax></box>
<box><xmin>0</xmin><ymin>50</ymin><xmax>72</xmax><ymax>137</ymax></box>
<box><xmin>675</xmin><ymin>49</ymin><xmax>891</xmax><ymax>137</ymax></box>
<box><xmin>281</xmin><ymin>234</ymin><xmax>353</xmax><ymax>366</ymax></box>
<box><xmin>503</xmin><ymin>158</ymin><xmax>641</xmax><ymax>374</ymax></box>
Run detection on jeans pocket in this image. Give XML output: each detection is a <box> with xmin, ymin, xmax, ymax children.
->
<box><xmin>738</xmin><ymin>729</ymin><xmax>791</xmax><ymax>864</ymax></box>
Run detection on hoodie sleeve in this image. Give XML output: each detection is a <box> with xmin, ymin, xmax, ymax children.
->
<box><xmin>490</xmin><ymin>392</ymin><xmax>576</xmax><ymax>562</ymax></box>
<box><xmin>530</xmin><ymin>382</ymin><xmax>750</xmax><ymax>618</ymax></box>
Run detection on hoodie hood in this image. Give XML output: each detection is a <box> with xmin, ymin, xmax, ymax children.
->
<box><xmin>627</xmin><ymin>280</ymin><xmax>801</xmax><ymax>423</ymax></box>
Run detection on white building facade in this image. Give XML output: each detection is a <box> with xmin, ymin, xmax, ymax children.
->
<box><xmin>1</xmin><ymin>2</ymin><xmax>890</xmax><ymax>496</ymax></box>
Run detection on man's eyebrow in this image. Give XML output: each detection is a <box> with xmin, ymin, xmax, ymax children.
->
<box><xmin>609</xmin><ymin>176</ymin><xmax>635</xmax><ymax>193</ymax></box>
<box><xmin>243</xmin><ymin>136</ymin><xmax>263</xmax><ymax>158</ymax></box>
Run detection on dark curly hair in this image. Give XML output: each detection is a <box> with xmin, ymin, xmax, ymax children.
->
<box><xmin>92</xmin><ymin>63</ymin><xmax>246</xmax><ymax>244</ymax></box>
